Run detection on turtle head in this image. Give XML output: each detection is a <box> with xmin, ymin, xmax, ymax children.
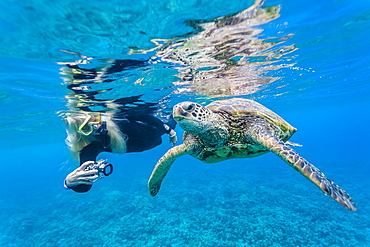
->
<box><xmin>173</xmin><ymin>101</ymin><xmax>228</xmax><ymax>146</ymax></box>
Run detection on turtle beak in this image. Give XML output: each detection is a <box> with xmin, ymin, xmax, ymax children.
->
<box><xmin>173</xmin><ymin>102</ymin><xmax>193</xmax><ymax>120</ymax></box>
<box><xmin>173</xmin><ymin>106</ymin><xmax>185</xmax><ymax>121</ymax></box>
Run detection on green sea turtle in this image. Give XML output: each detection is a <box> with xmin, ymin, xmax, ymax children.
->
<box><xmin>148</xmin><ymin>98</ymin><xmax>356</xmax><ymax>211</ymax></box>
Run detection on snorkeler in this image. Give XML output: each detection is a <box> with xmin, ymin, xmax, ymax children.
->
<box><xmin>62</xmin><ymin>95</ymin><xmax>177</xmax><ymax>193</ymax></box>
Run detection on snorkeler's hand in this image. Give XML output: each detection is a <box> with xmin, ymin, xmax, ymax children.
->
<box><xmin>65</xmin><ymin>161</ymin><xmax>99</xmax><ymax>188</ymax></box>
<box><xmin>169</xmin><ymin>129</ymin><xmax>177</xmax><ymax>146</ymax></box>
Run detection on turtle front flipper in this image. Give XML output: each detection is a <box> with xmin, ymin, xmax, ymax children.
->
<box><xmin>252</xmin><ymin>131</ymin><xmax>356</xmax><ymax>211</ymax></box>
<box><xmin>148</xmin><ymin>144</ymin><xmax>191</xmax><ymax>196</ymax></box>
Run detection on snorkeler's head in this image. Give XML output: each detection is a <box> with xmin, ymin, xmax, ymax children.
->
<box><xmin>61</xmin><ymin>111</ymin><xmax>127</xmax><ymax>159</ymax></box>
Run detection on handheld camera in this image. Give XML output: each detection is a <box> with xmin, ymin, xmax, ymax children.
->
<box><xmin>85</xmin><ymin>159</ymin><xmax>113</xmax><ymax>178</ymax></box>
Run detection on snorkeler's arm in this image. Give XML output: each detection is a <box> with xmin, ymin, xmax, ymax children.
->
<box><xmin>65</xmin><ymin>142</ymin><xmax>105</xmax><ymax>193</ymax></box>
<box><xmin>64</xmin><ymin>161</ymin><xmax>98</xmax><ymax>192</ymax></box>
<box><xmin>127</xmin><ymin>114</ymin><xmax>178</xmax><ymax>146</ymax></box>
<box><xmin>127</xmin><ymin>114</ymin><xmax>174</xmax><ymax>134</ymax></box>
<box><xmin>144</xmin><ymin>115</ymin><xmax>177</xmax><ymax>145</ymax></box>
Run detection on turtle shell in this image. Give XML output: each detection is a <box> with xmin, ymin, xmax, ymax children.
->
<box><xmin>206</xmin><ymin>98</ymin><xmax>297</xmax><ymax>134</ymax></box>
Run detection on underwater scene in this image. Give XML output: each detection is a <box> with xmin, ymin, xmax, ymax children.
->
<box><xmin>0</xmin><ymin>0</ymin><xmax>369</xmax><ymax>246</ymax></box>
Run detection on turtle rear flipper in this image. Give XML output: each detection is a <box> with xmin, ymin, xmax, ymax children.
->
<box><xmin>252</xmin><ymin>131</ymin><xmax>356</xmax><ymax>211</ymax></box>
<box><xmin>148</xmin><ymin>144</ymin><xmax>191</xmax><ymax>196</ymax></box>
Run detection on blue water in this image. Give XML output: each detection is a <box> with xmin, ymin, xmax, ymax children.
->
<box><xmin>1</xmin><ymin>0</ymin><xmax>370</xmax><ymax>246</ymax></box>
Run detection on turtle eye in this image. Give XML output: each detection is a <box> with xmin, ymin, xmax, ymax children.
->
<box><xmin>183</xmin><ymin>103</ymin><xmax>195</xmax><ymax>111</ymax></box>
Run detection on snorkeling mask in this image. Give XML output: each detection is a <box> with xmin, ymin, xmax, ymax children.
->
<box><xmin>78</xmin><ymin>113</ymin><xmax>107</xmax><ymax>136</ymax></box>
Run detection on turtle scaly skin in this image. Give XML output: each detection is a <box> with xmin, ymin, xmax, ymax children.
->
<box><xmin>148</xmin><ymin>98</ymin><xmax>356</xmax><ymax>211</ymax></box>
